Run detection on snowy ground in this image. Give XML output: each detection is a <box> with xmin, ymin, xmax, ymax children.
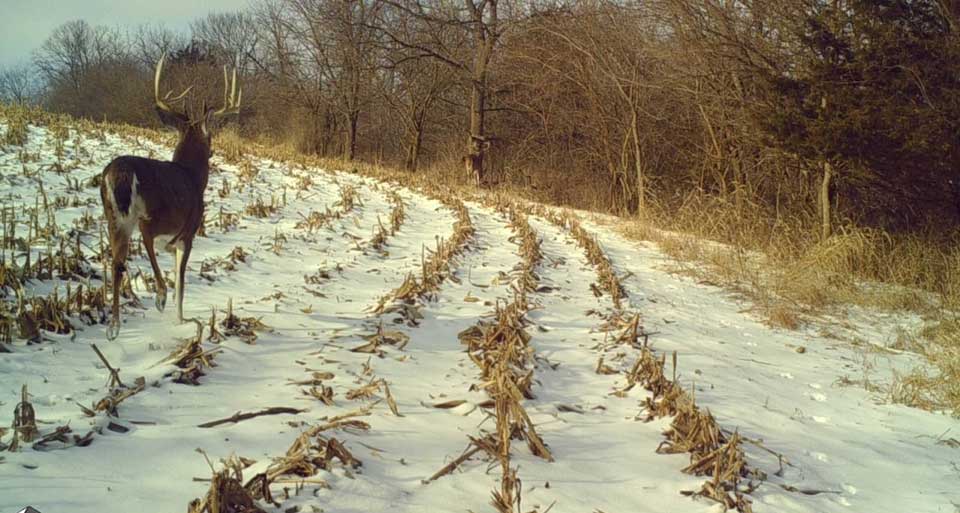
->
<box><xmin>0</xmin><ymin>121</ymin><xmax>958</xmax><ymax>513</ymax></box>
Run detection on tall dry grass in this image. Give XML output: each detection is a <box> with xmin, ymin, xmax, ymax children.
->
<box><xmin>611</xmin><ymin>192</ymin><xmax>960</xmax><ymax>415</ymax></box>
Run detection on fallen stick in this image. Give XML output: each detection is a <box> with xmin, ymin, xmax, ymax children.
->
<box><xmin>197</xmin><ymin>407</ymin><xmax>306</xmax><ymax>428</ymax></box>
<box><xmin>91</xmin><ymin>343</ymin><xmax>123</xmax><ymax>388</ymax></box>
<box><xmin>422</xmin><ymin>442</ymin><xmax>484</xmax><ymax>484</ymax></box>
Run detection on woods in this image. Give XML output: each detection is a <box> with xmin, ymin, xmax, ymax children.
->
<box><xmin>4</xmin><ymin>0</ymin><xmax>960</xmax><ymax>241</ymax></box>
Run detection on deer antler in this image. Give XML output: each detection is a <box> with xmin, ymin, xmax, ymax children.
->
<box><xmin>212</xmin><ymin>64</ymin><xmax>242</xmax><ymax>117</ymax></box>
<box><xmin>154</xmin><ymin>54</ymin><xmax>192</xmax><ymax>115</ymax></box>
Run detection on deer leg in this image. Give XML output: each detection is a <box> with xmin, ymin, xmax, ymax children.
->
<box><xmin>106</xmin><ymin>228</ymin><xmax>130</xmax><ymax>341</ymax></box>
<box><xmin>141</xmin><ymin>230</ymin><xmax>166</xmax><ymax>313</ymax></box>
<box><xmin>175</xmin><ymin>239</ymin><xmax>193</xmax><ymax>323</ymax></box>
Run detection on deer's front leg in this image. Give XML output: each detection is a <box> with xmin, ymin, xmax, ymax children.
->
<box><xmin>174</xmin><ymin>240</ymin><xmax>193</xmax><ymax>324</ymax></box>
<box><xmin>142</xmin><ymin>232</ymin><xmax>167</xmax><ymax>313</ymax></box>
<box><xmin>140</xmin><ymin>231</ymin><xmax>167</xmax><ymax>312</ymax></box>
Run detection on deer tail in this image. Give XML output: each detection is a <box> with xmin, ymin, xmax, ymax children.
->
<box><xmin>110</xmin><ymin>172</ymin><xmax>134</xmax><ymax>216</ymax></box>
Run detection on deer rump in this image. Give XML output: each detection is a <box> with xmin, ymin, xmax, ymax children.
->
<box><xmin>100</xmin><ymin>156</ymin><xmax>204</xmax><ymax>250</ymax></box>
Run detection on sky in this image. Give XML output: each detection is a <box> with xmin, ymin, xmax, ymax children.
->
<box><xmin>0</xmin><ymin>0</ymin><xmax>245</xmax><ymax>67</ymax></box>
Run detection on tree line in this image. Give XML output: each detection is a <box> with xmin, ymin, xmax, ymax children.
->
<box><xmin>2</xmin><ymin>0</ymin><xmax>959</xmax><ymax>239</ymax></box>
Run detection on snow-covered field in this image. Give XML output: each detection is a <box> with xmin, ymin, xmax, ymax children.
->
<box><xmin>0</xmin><ymin>120</ymin><xmax>957</xmax><ymax>513</ymax></box>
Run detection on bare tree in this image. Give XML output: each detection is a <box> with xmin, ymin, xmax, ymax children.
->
<box><xmin>32</xmin><ymin>20</ymin><xmax>133</xmax><ymax>118</ymax></box>
<box><xmin>191</xmin><ymin>12</ymin><xmax>261</xmax><ymax>73</ymax></box>
<box><xmin>251</xmin><ymin>0</ymin><xmax>383</xmax><ymax>159</ymax></box>
<box><xmin>371</xmin><ymin>0</ymin><xmax>508</xmax><ymax>185</ymax></box>
<box><xmin>378</xmin><ymin>7</ymin><xmax>458</xmax><ymax>171</ymax></box>
<box><xmin>34</xmin><ymin>20</ymin><xmax>125</xmax><ymax>95</ymax></box>
<box><xmin>0</xmin><ymin>63</ymin><xmax>39</xmax><ymax>105</ymax></box>
<box><xmin>131</xmin><ymin>23</ymin><xmax>188</xmax><ymax>72</ymax></box>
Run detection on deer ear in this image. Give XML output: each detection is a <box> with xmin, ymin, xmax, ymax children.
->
<box><xmin>155</xmin><ymin>106</ymin><xmax>188</xmax><ymax>131</ymax></box>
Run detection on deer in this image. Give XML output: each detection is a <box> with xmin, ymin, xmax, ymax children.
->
<box><xmin>99</xmin><ymin>55</ymin><xmax>241</xmax><ymax>340</ymax></box>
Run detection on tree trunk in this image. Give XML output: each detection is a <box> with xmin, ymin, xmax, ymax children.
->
<box><xmin>412</xmin><ymin>126</ymin><xmax>423</xmax><ymax>171</ymax></box>
<box><xmin>406</xmin><ymin>125</ymin><xmax>423</xmax><ymax>172</ymax></box>
<box><xmin>820</xmin><ymin>160</ymin><xmax>833</xmax><ymax>240</ymax></box>
<box><xmin>953</xmin><ymin>183</ymin><xmax>960</xmax><ymax>222</ymax></box>
<box><xmin>344</xmin><ymin>110</ymin><xmax>359</xmax><ymax>161</ymax></box>
<box><xmin>319</xmin><ymin>109</ymin><xmax>337</xmax><ymax>157</ymax></box>
<box><xmin>952</xmin><ymin>150</ymin><xmax>960</xmax><ymax>222</ymax></box>
<box><xmin>629</xmin><ymin>110</ymin><xmax>645</xmax><ymax>216</ymax></box>
<box><xmin>466</xmin><ymin>75</ymin><xmax>486</xmax><ymax>186</ymax></box>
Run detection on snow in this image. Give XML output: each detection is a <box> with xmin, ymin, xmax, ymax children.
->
<box><xmin>0</xmin><ymin>120</ymin><xmax>958</xmax><ymax>513</ymax></box>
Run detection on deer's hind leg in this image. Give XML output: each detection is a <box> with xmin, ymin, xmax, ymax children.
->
<box><xmin>100</xmin><ymin>167</ymin><xmax>141</xmax><ymax>340</ymax></box>
<box><xmin>141</xmin><ymin>225</ymin><xmax>167</xmax><ymax>313</ymax></box>
<box><xmin>103</xmin><ymin>214</ymin><xmax>131</xmax><ymax>341</ymax></box>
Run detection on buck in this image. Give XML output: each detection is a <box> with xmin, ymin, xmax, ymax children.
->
<box><xmin>99</xmin><ymin>55</ymin><xmax>241</xmax><ymax>340</ymax></box>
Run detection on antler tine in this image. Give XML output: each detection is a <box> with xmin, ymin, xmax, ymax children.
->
<box><xmin>222</xmin><ymin>65</ymin><xmax>229</xmax><ymax>108</ymax></box>
<box><xmin>213</xmin><ymin>63</ymin><xmax>242</xmax><ymax>116</ymax></box>
<box><xmin>164</xmin><ymin>85</ymin><xmax>193</xmax><ymax>103</ymax></box>
<box><xmin>230</xmin><ymin>67</ymin><xmax>239</xmax><ymax>108</ymax></box>
<box><xmin>155</xmin><ymin>53</ymin><xmax>193</xmax><ymax>113</ymax></box>
<box><xmin>155</xmin><ymin>53</ymin><xmax>169</xmax><ymax>112</ymax></box>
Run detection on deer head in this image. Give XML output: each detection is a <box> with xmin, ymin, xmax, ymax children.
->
<box><xmin>153</xmin><ymin>54</ymin><xmax>241</xmax><ymax>168</ymax></box>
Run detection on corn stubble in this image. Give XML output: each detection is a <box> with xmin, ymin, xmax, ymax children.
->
<box><xmin>428</xmin><ymin>201</ymin><xmax>550</xmax><ymax>513</ymax></box>
<box><xmin>375</xmin><ymin>192</ymin><xmax>475</xmax><ymax>324</ymax></box>
<box><xmin>1</xmin><ymin>203</ymin><xmax>112</xmax><ymax>347</ymax></box>
<box><xmin>539</xmin><ymin>204</ymin><xmax>758</xmax><ymax>512</ymax></box>
<box><xmin>188</xmin><ymin>410</ymin><xmax>367</xmax><ymax>513</ymax></box>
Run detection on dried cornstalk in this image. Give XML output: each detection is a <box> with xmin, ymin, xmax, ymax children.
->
<box><xmin>92</xmin><ymin>376</ymin><xmax>146</xmax><ymax>416</ymax></box>
<box><xmin>435</xmin><ymin>202</ymin><xmax>553</xmax><ymax>509</ymax></box>
<box><xmin>527</xmin><ymin>204</ymin><xmax>757</xmax><ymax>512</ymax></box>
<box><xmin>10</xmin><ymin>384</ymin><xmax>38</xmax><ymax>450</ymax></box>
<box><xmin>374</xmin><ymin>194</ymin><xmax>475</xmax><ymax>320</ymax></box>
<box><xmin>160</xmin><ymin>320</ymin><xmax>220</xmax><ymax>385</ymax></box>
<box><xmin>612</xmin><ymin>317</ymin><xmax>756</xmax><ymax>512</ymax></box>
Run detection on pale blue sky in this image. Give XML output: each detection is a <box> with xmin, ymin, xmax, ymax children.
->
<box><xmin>0</xmin><ymin>0</ymin><xmax>246</xmax><ymax>67</ymax></box>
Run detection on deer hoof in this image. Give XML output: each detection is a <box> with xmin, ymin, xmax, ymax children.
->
<box><xmin>106</xmin><ymin>319</ymin><xmax>120</xmax><ymax>341</ymax></box>
<box><xmin>156</xmin><ymin>289</ymin><xmax>167</xmax><ymax>312</ymax></box>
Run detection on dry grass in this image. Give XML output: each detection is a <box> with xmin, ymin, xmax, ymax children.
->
<box><xmin>614</xmin><ymin>207</ymin><xmax>960</xmax><ymax>414</ymax></box>
<box><xmin>1</xmin><ymin>107</ymin><xmax>29</xmax><ymax>147</ymax></box>
<box><xmin>216</xmin><ymin>126</ymin><xmax>246</xmax><ymax>164</ymax></box>
<box><xmin>885</xmin><ymin>317</ymin><xmax>960</xmax><ymax>414</ymax></box>
<box><xmin>625</xmin><ymin>201</ymin><xmax>959</xmax><ymax>318</ymax></box>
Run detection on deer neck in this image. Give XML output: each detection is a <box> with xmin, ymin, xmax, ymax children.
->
<box><xmin>171</xmin><ymin>140</ymin><xmax>211</xmax><ymax>191</ymax></box>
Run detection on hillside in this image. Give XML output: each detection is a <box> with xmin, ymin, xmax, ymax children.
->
<box><xmin>0</xmin><ymin>115</ymin><xmax>958</xmax><ymax>513</ymax></box>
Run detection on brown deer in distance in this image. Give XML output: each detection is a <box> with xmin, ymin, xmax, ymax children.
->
<box><xmin>100</xmin><ymin>55</ymin><xmax>241</xmax><ymax>340</ymax></box>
